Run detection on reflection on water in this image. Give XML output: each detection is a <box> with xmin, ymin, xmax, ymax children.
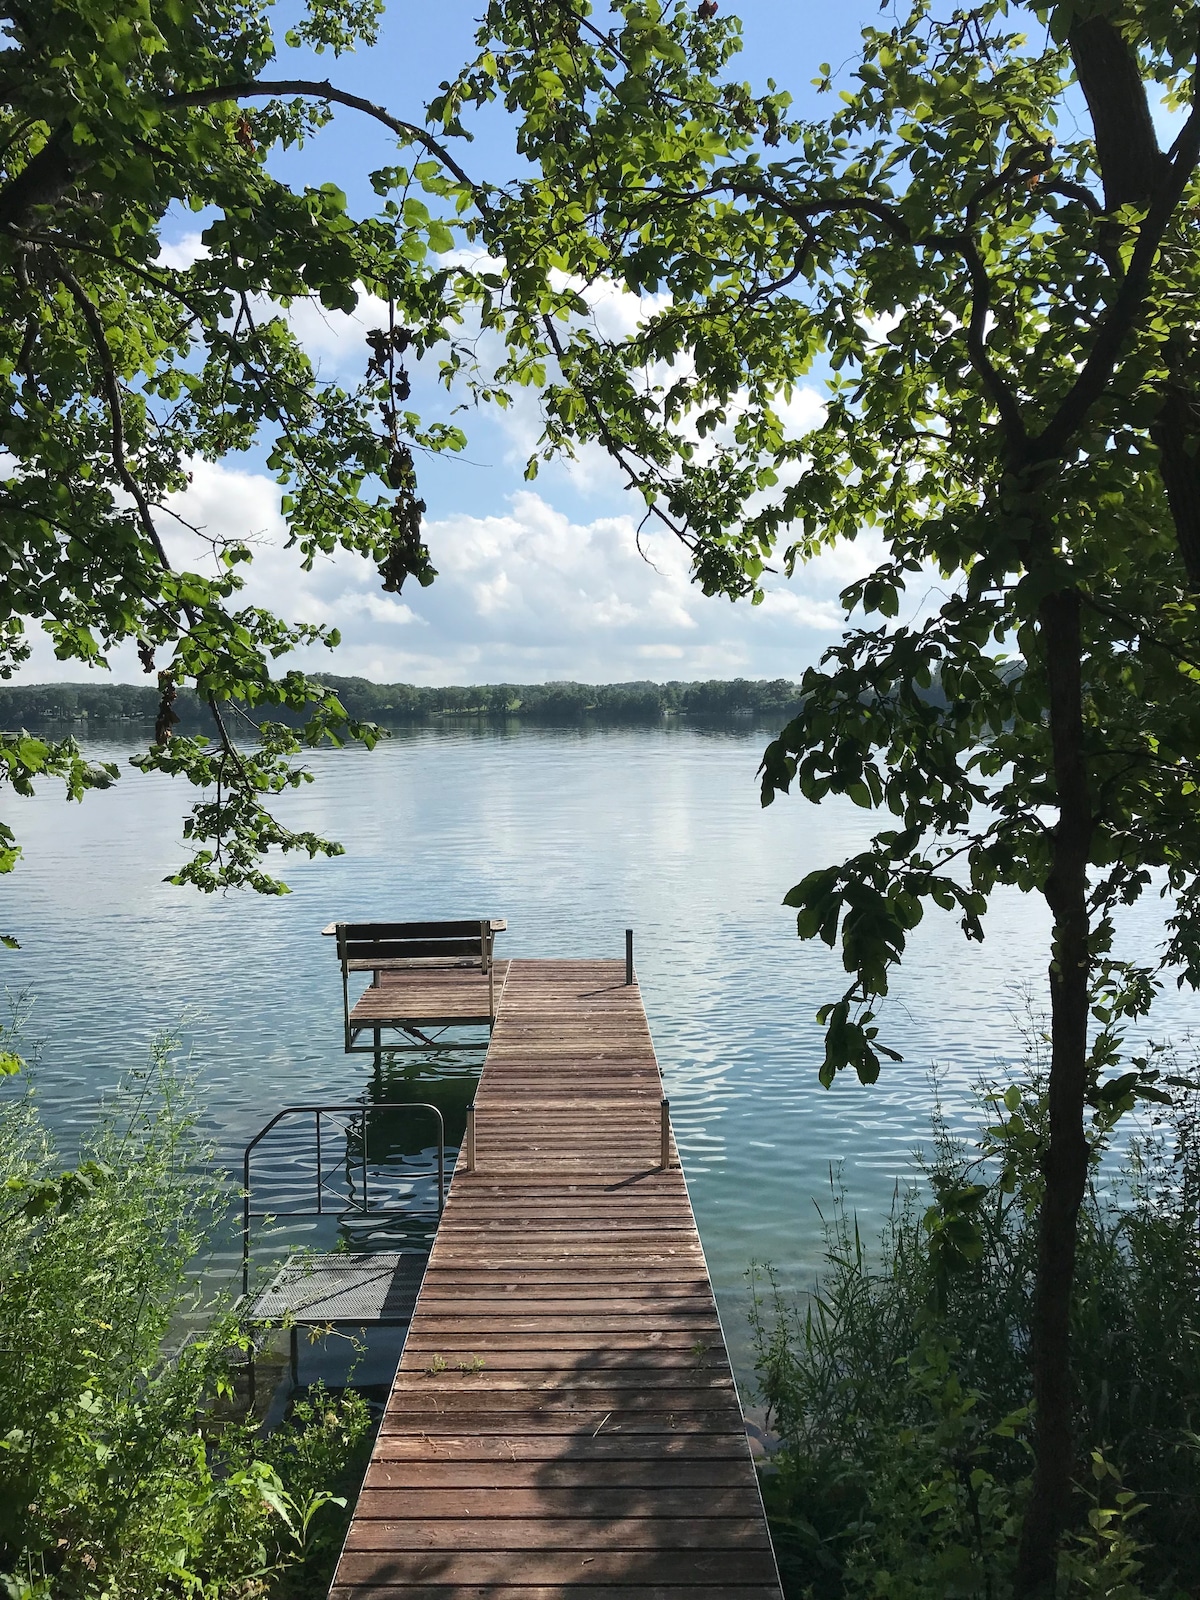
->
<box><xmin>243</xmin><ymin>1097</ymin><xmax>454</xmax><ymax>1254</ymax></box>
<box><xmin>2</xmin><ymin>722</ymin><xmax>1193</xmax><ymax>1385</ymax></box>
<box><xmin>240</xmin><ymin>1052</ymin><xmax>486</xmax><ymax>1385</ymax></box>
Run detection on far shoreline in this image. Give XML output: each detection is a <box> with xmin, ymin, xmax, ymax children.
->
<box><xmin>0</xmin><ymin>674</ymin><xmax>808</xmax><ymax>731</ymax></box>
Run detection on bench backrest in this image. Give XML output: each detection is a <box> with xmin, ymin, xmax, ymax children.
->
<box><xmin>336</xmin><ymin>919</ymin><xmax>493</xmax><ymax>970</ymax></box>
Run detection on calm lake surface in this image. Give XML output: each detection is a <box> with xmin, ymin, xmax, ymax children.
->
<box><xmin>3</xmin><ymin>721</ymin><xmax>1194</xmax><ymax>1384</ymax></box>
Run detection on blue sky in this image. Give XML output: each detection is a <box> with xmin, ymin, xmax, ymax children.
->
<box><xmin>19</xmin><ymin>5</ymin><xmax>1011</xmax><ymax>685</ymax></box>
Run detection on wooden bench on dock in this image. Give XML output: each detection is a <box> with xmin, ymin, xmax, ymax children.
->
<box><xmin>326</xmin><ymin>919</ymin><xmax>508</xmax><ymax>1055</ymax></box>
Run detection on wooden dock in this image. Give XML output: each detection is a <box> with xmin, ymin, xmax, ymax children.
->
<box><xmin>331</xmin><ymin>958</ymin><xmax>783</xmax><ymax>1600</ymax></box>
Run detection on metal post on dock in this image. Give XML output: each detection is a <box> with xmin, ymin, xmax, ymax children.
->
<box><xmin>660</xmin><ymin>1096</ymin><xmax>670</xmax><ymax>1170</ymax></box>
<box><xmin>625</xmin><ymin>927</ymin><xmax>634</xmax><ymax>985</ymax></box>
<box><xmin>464</xmin><ymin>1103</ymin><xmax>476</xmax><ymax>1173</ymax></box>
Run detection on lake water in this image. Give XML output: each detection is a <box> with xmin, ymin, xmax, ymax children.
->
<box><xmin>3</xmin><ymin>721</ymin><xmax>1193</xmax><ymax>1384</ymax></box>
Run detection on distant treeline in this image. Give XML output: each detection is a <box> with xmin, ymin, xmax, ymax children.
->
<box><xmin>0</xmin><ymin>676</ymin><xmax>805</xmax><ymax>731</ymax></box>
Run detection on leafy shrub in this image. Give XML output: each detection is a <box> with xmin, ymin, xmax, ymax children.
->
<box><xmin>0</xmin><ymin>1039</ymin><xmax>373</xmax><ymax>1598</ymax></box>
<box><xmin>751</xmin><ymin>1062</ymin><xmax>1200</xmax><ymax>1600</ymax></box>
<box><xmin>258</xmin><ymin>1387</ymin><xmax>374</xmax><ymax>1599</ymax></box>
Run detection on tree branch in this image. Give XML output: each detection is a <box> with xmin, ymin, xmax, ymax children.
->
<box><xmin>952</xmin><ymin>229</ymin><xmax>1029</xmax><ymax>451</ymax></box>
<box><xmin>538</xmin><ymin>311</ymin><xmax>697</xmax><ymax>557</ymax></box>
<box><xmin>702</xmin><ymin>172</ymin><xmax>1035</xmax><ymax>446</ymax></box>
<box><xmin>54</xmin><ymin>260</ymin><xmax>173</xmax><ymax>571</ymax></box>
<box><xmin>1031</xmin><ymin>98</ymin><xmax>1200</xmax><ymax>467</ymax></box>
<box><xmin>54</xmin><ymin>264</ymin><xmax>283</xmax><ymax>790</ymax></box>
<box><xmin>730</xmin><ymin>178</ymin><xmax>913</xmax><ymax>244</ymax></box>
<box><xmin>160</xmin><ymin>80</ymin><xmax>482</xmax><ymax>197</ymax></box>
<box><xmin>26</xmin><ymin>229</ymin><xmax>208</xmax><ymax>321</ymax></box>
<box><xmin>1041</xmin><ymin>178</ymin><xmax>1103</xmax><ymax>217</ymax></box>
<box><xmin>0</xmin><ymin>486</ymin><xmax>182</xmax><ymax>641</ymax></box>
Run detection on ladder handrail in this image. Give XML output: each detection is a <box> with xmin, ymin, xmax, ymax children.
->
<box><xmin>242</xmin><ymin>1101</ymin><xmax>445</xmax><ymax>1297</ymax></box>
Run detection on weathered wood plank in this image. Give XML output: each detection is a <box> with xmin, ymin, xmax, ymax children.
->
<box><xmin>343</xmin><ymin>1516</ymin><xmax>770</xmax><ymax>1551</ymax></box>
<box><xmin>370</xmin><ymin>1390</ymin><xmax>740</xmax><ymax>1414</ymax></box>
<box><xmin>414</xmin><ymin>1269</ymin><xmax>713</xmax><ymax>1285</ymax></box>
<box><xmin>376</xmin><ymin>1420</ymin><xmax>752</xmax><ymax>1446</ymax></box>
<box><xmin>334</xmin><ymin>1549</ymin><xmax>781</xmax><ymax>1586</ymax></box>
<box><xmin>369</xmin><ymin>1434</ymin><xmax>753</xmax><ymax>1461</ymax></box>
<box><xmin>331</xmin><ymin>1587</ymin><xmax>783</xmax><ymax>1600</ymax></box>
<box><xmin>409</xmin><ymin>1299</ymin><xmax>719</xmax><ymax>1316</ymax></box>
<box><xmin>399</xmin><ymin>1332</ymin><xmax>719</xmax><ymax>1351</ymax></box>
<box><xmin>395</xmin><ymin>1350</ymin><xmax>725</xmax><ymax>1372</ymax></box>
<box><xmin>352</xmin><ymin>1486</ymin><xmax>765</xmax><ymax>1518</ymax></box>
<box><xmin>362</xmin><ymin>1460</ymin><xmax>763</xmax><ymax>1489</ymax></box>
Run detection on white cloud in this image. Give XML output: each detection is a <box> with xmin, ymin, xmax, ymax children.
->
<box><xmin>13</xmin><ymin>234</ymin><xmax>889</xmax><ymax>697</ymax></box>
<box><xmin>428</xmin><ymin>490</ymin><xmax>700</xmax><ymax>643</ymax></box>
<box><xmin>775</xmin><ymin>385</ymin><xmax>827</xmax><ymax>437</ymax></box>
<box><xmin>758</xmin><ymin>589</ymin><xmax>846</xmax><ymax>631</ymax></box>
<box><xmin>280</xmin><ymin>289</ymin><xmax>390</xmax><ymax>369</ymax></box>
<box><xmin>157</xmin><ymin>232</ymin><xmax>207</xmax><ymax>269</ymax></box>
<box><xmin>341</xmin><ymin>592</ymin><xmax>423</xmax><ymax>627</ymax></box>
<box><xmin>16</xmin><ymin>455</ymin><xmax>870</xmax><ymax>686</ymax></box>
<box><xmin>799</xmin><ymin>527</ymin><xmax>888</xmax><ymax>586</ymax></box>
<box><xmin>558</xmin><ymin>270</ymin><xmax>672</xmax><ymax>343</ymax></box>
<box><xmin>153</xmin><ymin>243</ymin><xmax>393</xmax><ymax>379</ymax></box>
<box><xmin>14</xmin><ymin>444</ymin><xmax>876</xmax><ymax>688</ymax></box>
<box><xmin>161</xmin><ymin>458</ymin><xmax>285</xmax><ymax>551</ymax></box>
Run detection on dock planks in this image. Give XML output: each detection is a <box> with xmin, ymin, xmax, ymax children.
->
<box><xmin>349</xmin><ymin>961</ymin><xmax>510</xmax><ymax>1031</ymax></box>
<box><xmin>331</xmin><ymin>959</ymin><xmax>782</xmax><ymax>1600</ymax></box>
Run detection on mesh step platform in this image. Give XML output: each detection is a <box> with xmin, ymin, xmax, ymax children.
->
<box><xmin>247</xmin><ymin>1251</ymin><xmax>428</xmax><ymax>1328</ymax></box>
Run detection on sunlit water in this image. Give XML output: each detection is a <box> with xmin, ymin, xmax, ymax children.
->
<box><xmin>3</xmin><ymin>722</ymin><xmax>1193</xmax><ymax>1387</ymax></box>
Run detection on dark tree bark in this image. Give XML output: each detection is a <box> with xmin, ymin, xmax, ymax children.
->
<box><xmin>1151</xmin><ymin>383</ymin><xmax>1200</xmax><ymax>587</ymax></box>
<box><xmin>1069</xmin><ymin>16</ymin><xmax>1200</xmax><ymax>592</ymax></box>
<box><xmin>1068</xmin><ymin>17</ymin><xmax>1164</xmax><ymax>213</ymax></box>
<box><xmin>0</xmin><ymin>122</ymin><xmax>79</xmax><ymax>231</ymax></box>
<box><xmin>1012</xmin><ymin>23</ymin><xmax>1200</xmax><ymax>1591</ymax></box>
<box><xmin>1014</xmin><ymin>586</ymin><xmax>1094</xmax><ymax>1599</ymax></box>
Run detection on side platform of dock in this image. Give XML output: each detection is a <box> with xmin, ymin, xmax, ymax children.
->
<box><xmin>331</xmin><ymin>958</ymin><xmax>783</xmax><ymax>1600</ymax></box>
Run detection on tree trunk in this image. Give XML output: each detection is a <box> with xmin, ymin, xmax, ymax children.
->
<box><xmin>1014</xmin><ymin>587</ymin><xmax>1094</xmax><ymax>1598</ymax></box>
<box><xmin>1068</xmin><ymin>18</ymin><xmax>1200</xmax><ymax>592</ymax></box>
<box><xmin>0</xmin><ymin>123</ymin><xmax>80</xmax><ymax>231</ymax></box>
<box><xmin>1068</xmin><ymin>17</ymin><xmax>1163</xmax><ymax>214</ymax></box>
<box><xmin>1151</xmin><ymin>382</ymin><xmax>1200</xmax><ymax>588</ymax></box>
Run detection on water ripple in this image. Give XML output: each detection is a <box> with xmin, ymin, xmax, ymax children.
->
<box><xmin>3</xmin><ymin>723</ymin><xmax>1193</xmax><ymax>1387</ymax></box>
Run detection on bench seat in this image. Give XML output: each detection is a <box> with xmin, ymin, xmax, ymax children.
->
<box><xmin>348</xmin><ymin>961</ymin><xmax>510</xmax><ymax>1030</ymax></box>
<box><xmin>330</xmin><ymin>918</ymin><xmax>506</xmax><ymax>1053</ymax></box>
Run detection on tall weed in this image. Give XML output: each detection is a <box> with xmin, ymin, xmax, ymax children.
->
<box><xmin>751</xmin><ymin>1066</ymin><xmax>1200</xmax><ymax>1599</ymax></box>
<box><xmin>0</xmin><ymin>1037</ymin><xmax>373</xmax><ymax>1598</ymax></box>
